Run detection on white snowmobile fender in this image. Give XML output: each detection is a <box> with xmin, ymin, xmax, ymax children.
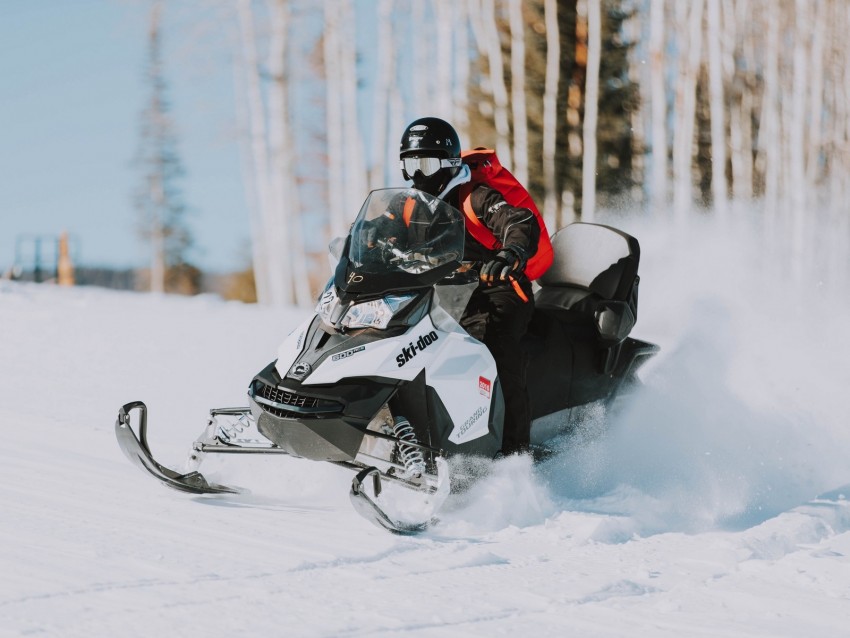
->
<box><xmin>305</xmin><ymin>315</ymin><xmax>497</xmax><ymax>445</ymax></box>
<box><xmin>425</xmin><ymin>334</ymin><xmax>497</xmax><ymax>445</ymax></box>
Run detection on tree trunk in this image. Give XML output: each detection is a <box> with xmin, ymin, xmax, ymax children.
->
<box><xmin>542</xmin><ymin>0</ymin><xmax>561</xmax><ymax>229</ymax></box>
<box><xmin>759</xmin><ymin>0</ymin><xmax>780</xmax><ymax>222</ymax></box>
<box><xmin>649</xmin><ymin>0</ymin><xmax>668</xmax><ymax>215</ymax></box>
<box><xmin>323</xmin><ymin>0</ymin><xmax>346</xmax><ymax>240</ymax></box>
<box><xmin>453</xmin><ymin>1</ymin><xmax>471</xmax><ymax>143</ymax></box>
<box><xmin>266</xmin><ymin>0</ymin><xmax>308</xmax><ymax>306</ymax></box>
<box><xmin>789</xmin><ymin>0</ymin><xmax>809</xmax><ymax>282</ymax></box>
<box><xmin>482</xmin><ymin>0</ymin><xmax>511</xmax><ymax>164</ymax></box>
<box><xmin>150</xmin><ymin>173</ymin><xmax>165</xmax><ymax>294</ymax></box>
<box><xmin>237</xmin><ymin>0</ymin><xmax>277</xmax><ymax>304</ymax></box>
<box><xmin>672</xmin><ymin>0</ymin><xmax>704</xmax><ymax>223</ymax></box>
<box><xmin>706</xmin><ymin>0</ymin><xmax>727</xmax><ymax>218</ymax></box>
<box><xmin>369</xmin><ymin>0</ymin><xmax>395</xmax><ymax>190</ymax></box>
<box><xmin>231</xmin><ymin>48</ymin><xmax>269</xmax><ymax>304</ymax></box>
<box><xmin>508</xmin><ymin>0</ymin><xmax>529</xmax><ymax>186</ymax></box>
<box><xmin>806</xmin><ymin>0</ymin><xmax>825</xmax><ymax>189</ymax></box>
<box><xmin>728</xmin><ymin>0</ymin><xmax>754</xmax><ymax>201</ymax></box>
<box><xmin>434</xmin><ymin>0</ymin><xmax>453</xmax><ymax>120</ymax></box>
<box><xmin>339</xmin><ymin>0</ymin><xmax>367</xmax><ymax>220</ymax></box>
<box><xmin>412</xmin><ymin>1</ymin><xmax>430</xmax><ymax>114</ymax></box>
<box><xmin>581</xmin><ymin>0</ymin><xmax>601</xmax><ymax>222</ymax></box>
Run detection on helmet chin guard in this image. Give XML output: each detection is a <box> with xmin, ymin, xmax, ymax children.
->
<box><xmin>411</xmin><ymin>170</ymin><xmax>452</xmax><ymax>197</ymax></box>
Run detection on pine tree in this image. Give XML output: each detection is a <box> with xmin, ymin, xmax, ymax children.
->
<box><xmin>134</xmin><ymin>0</ymin><xmax>196</xmax><ymax>294</ymax></box>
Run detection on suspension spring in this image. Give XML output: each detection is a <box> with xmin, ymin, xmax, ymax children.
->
<box><xmin>216</xmin><ymin>413</ymin><xmax>252</xmax><ymax>443</ymax></box>
<box><xmin>393</xmin><ymin>417</ymin><xmax>426</xmax><ymax>478</ymax></box>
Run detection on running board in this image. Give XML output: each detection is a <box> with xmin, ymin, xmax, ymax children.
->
<box><xmin>115</xmin><ymin>401</ymin><xmax>240</xmax><ymax>495</ymax></box>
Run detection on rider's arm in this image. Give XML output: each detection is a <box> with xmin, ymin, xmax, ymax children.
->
<box><xmin>468</xmin><ymin>184</ymin><xmax>540</xmax><ymax>257</ymax></box>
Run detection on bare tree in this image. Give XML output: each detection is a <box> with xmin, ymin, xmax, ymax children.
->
<box><xmin>412</xmin><ymin>1</ymin><xmax>430</xmax><ymax>114</ymax></box>
<box><xmin>482</xmin><ymin>0</ymin><xmax>511</xmax><ymax>164</ymax></box>
<box><xmin>581</xmin><ymin>0</ymin><xmax>601</xmax><ymax>222</ymax></box>
<box><xmin>706</xmin><ymin>0</ymin><xmax>727</xmax><ymax>217</ymax></box>
<box><xmin>234</xmin><ymin>0</ymin><xmax>308</xmax><ymax>306</ymax></box>
<box><xmin>369</xmin><ymin>0</ymin><xmax>395</xmax><ymax>190</ymax></box>
<box><xmin>727</xmin><ymin>0</ymin><xmax>754</xmax><ymax>201</ymax></box>
<box><xmin>542</xmin><ymin>0</ymin><xmax>560</xmax><ymax>229</ymax></box>
<box><xmin>648</xmin><ymin>0</ymin><xmax>668</xmax><ymax>214</ymax></box>
<box><xmin>788</xmin><ymin>0</ymin><xmax>810</xmax><ymax>281</ymax></box>
<box><xmin>267</xmin><ymin>0</ymin><xmax>310</xmax><ymax>307</ymax></box>
<box><xmin>434</xmin><ymin>0</ymin><xmax>454</xmax><ymax>120</ymax></box>
<box><xmin>324</xmin><ymin>0</ymin><xmax>346</xmax><ymax>238</ymax></box>
<box><xmin>339</xmin><ymin>0</ymin><xmax>367</xmax><ymax>214</ymax></box>
<box><xmin>508</xmin><ymin>0</ymin><xmax>529</xmax><ymax>185</ymax></box>
<box><xmin>452</xmin><ymin>1</ymin><xmax>471</xmax><ymax>143</ymax></box>
<box><xmin>672</xmin><ymin>0</ymin><xmax>704</xmax><ymax>223</ymax></box>
<box><xmin>758</xmin><ymin>0</ymin><xmax>781</xmax><ymax>221</ymax></box>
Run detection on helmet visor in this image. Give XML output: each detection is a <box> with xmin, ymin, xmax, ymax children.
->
<box><xmin>400</xmin><ymin>156</ymin><xmax>461</xmax><ymax>178</ymax></box>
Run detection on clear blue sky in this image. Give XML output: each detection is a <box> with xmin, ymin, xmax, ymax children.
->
<box><xmin>0</xmin><ymin>0</ymin><xmax>249</xmax><ymax>272</ymax></box>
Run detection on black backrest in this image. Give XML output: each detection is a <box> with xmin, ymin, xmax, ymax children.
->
<box><xmin>538</xmin><ymin>222</ymin><xmax>640</xmax><ymax>301</ymax></box>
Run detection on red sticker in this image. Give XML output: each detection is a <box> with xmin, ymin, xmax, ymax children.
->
<box><xmin>478</xmin><ymin>376</ymin><xmax>491</xmax><ymax>398</ymax></box>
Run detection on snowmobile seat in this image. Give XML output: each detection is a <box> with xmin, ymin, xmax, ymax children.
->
<box><xmin>534</xmin><ymin>222</ymin><xmax>640</xmax><ymax>373</ymax></box>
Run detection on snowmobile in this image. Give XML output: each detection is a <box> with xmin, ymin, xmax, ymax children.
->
<box><xmin>116</xmin><ymin>188</ymin><xmax>658</xmax><ymax>533</ymax></box>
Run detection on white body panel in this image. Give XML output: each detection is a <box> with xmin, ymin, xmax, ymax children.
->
<box><xmin>274</xmin><ymin>310</ymin><xmax>498</xmax><ymax>446</ymax></box>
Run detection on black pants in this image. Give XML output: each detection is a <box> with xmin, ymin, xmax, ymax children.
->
<box><xmin>460</xmin><ymin>278</ymin><xmax>534</xmax><ymax>455</ymax></box>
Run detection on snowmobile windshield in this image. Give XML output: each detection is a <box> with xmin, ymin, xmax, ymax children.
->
<box><xmin>341</xmin><ymin>188</ymin><xmax>464</xmax><ymax>295</ymax></box>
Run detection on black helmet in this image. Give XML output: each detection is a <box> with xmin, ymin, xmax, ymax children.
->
<box><xmin>399</xmin><ymin>117</ymin><xmax>462</xmax><ymax>196</ymax></box>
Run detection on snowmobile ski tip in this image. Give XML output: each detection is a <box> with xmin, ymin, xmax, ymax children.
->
<box><xmin>116</xmin><ymin>401</ymin><xmax>240</xmax><ymax>495</ymax></box>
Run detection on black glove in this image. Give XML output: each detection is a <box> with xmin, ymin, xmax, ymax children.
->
<box><xmin>480</xmin><ymin>245</ymin><xmax>528</xmax><ymax>285</ymax></box>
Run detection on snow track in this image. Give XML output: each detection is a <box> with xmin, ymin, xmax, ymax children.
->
<box><xmin>2</xmin><ymin>215</ymin><xmax>849</xmax><ymax>637</ymax></box>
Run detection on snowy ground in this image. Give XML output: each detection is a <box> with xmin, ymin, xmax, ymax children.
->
<box><xmin>2</xmin><ymin>217</ymin><xmax>849</xmax><ymax>637</ymax></box>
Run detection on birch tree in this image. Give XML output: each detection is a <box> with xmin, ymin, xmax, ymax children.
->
<box><xmin>542</xmin><ymin>0</ymin><xmax>560</xmax><ymax>229</ymax></box>
<box><xmin>727</xmin><ymin>0</ymin><xmax>754</xmax><ymax>201</ymax></box>
<box><xmin>706</xmin><ymin>0</ymin><xmax>727</xmax><ymax>218</ymax></box>
<box><xmin>235</xmin><ymin>0</ymin><xmax>269</xmax><ymax>303</ymax></box>
<box><xmin>268</xmin><ymin>0</ymin><xmax>310</xmax><ymax>307</ymax></box>
<box><xmin>672</xmin><ymin>0</ymin><xmax>704</xmax><ymax>223</ymax></box>
<box><xmin>482</xmin><ymin>0</ymin><xmax>512</xmax><ymax>164</ymax></box>
<box><xmin>758</xmin><ymin>0</ymin><xmax>781</xmax><ymax>221</ymax></box>
<box><xmin>235</xmin><ymin>0</ymin><xmax>308</xmax><ymax>306</ymax></box>
<box><xmin>324</xmin><ymin>0</ymin><xmax>346</xmax><ymax>238</ymax></box>
<box><xmin>788</xmin><ymin>0</ymin><xmax>810</xmax><ymax>281</ymax></box>
<box><xmin>508</xmin><ymin>0</ymin><xmax>529</xmax><ymax>185</ymax></box>
<box><xmin>647</xmin><ymin>0</ymin><xmax>667</xmax><ymax>214</ymax></box>
<box><xmin>369</xmin><ymin>0</ymin><xmax>395</xmax><ymax>190</ymax></box>
<box><xmin>452</xmin><ymin>1</ymin><xmax>471</xmax><ymax>143</ymax></box>
<box><xmin>339</xmin><ymin>0</ymin><xmax>367</xmax><ymax>214</ymax></box>
<box><xmin>433</xmin><ymin>0</ymin><xmax>454</xmax><ymax>120</ymax></box>
<box><xmin>412</xmin><ymin>1</ymin><xmax>430</xmax><ymax>114</ymax></box>
<box><xmin>580</xmin><ymin>0</ymin><xmax>601</xmax><ymax>222</ymax></box>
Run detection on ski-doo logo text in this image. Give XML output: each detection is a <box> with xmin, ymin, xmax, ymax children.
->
<box><xmin>395</xmin><ymin>331</ymin><xmax>439</xmax><ymax>367</ymax></box>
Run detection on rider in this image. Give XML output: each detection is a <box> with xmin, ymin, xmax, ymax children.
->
<box><xmin>398</xmin><ymin>116</ymin><xmax>540</xmax><ymax>455</ymax></box>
